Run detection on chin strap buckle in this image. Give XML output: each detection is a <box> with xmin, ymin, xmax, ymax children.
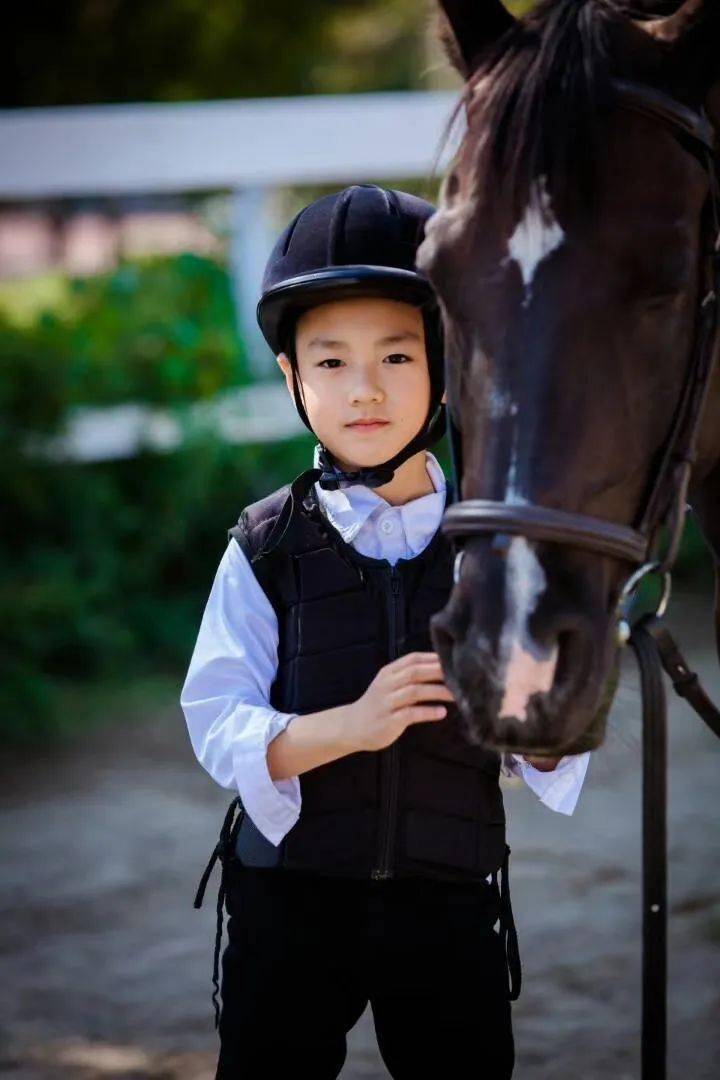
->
<box><xmin>316</xmin><ymin>462</ymin><xmax>395</xmax><ymax>490</ymax></box>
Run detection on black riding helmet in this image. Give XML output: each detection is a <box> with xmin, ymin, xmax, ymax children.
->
<box><xmin>256</xmin><ymin>184</ymin><xmax>446</xmax><ymax>490</ymax></box>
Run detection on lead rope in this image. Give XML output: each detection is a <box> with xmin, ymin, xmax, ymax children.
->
<box><xmin>628</xmin><ymin>615</ymin><xmax>668</xmax><ymax>1079</ymax></box>
<box><xmin>625</xmin><ymin>608</ymin><xmax>720</xmax><ymax>1080</ymax></box>
<box><xmin>493</xmin><ymin>843</ymin><xmax>522</xmax><ymax>1001</ymax></box>
<box><xmin>193</xmin><ymin>796</ymin><xmax>246</xmax><ymax>1030</ymax></box>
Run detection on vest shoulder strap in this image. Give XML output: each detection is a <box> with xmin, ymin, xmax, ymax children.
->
<box><xmin>228</xmin><ymin>467</ymin><xmax>333</xmax><ymax>565</ymax></box>
<box><xmin>228</xmin><ymin>482</ymin><xmax>292</xmax><ymax>564</ymax></box>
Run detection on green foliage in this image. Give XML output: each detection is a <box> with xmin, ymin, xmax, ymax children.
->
<box><xmin>1</xmin><ymin>431</ymin><xmax>315</xmax><ymax>744</ymax></box>
<box><xmin>673</xmin><ymin>514</ymin><xmax>716</xmax><ymax>585</ymax></box>
<box><xmin>0</xmin><ymin>254</ymin><xmax>247</xmax><ymax>421</ymax></box>
<box><xmin>6</xmin><ymin>0</ymin><xmax>430</xmax><ymax>107</ymax></box>
<box><xmin>0</xmin><ymin>251</ymin><xmax>271</xmax><ymax>744</ymax></box>
<box><xmin>67</xmin><ymin>254</ymin><xmax>246</xmax><ymax>404</ymax></box>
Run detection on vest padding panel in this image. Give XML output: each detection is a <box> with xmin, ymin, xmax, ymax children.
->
<box><xmin>230</xmin><ymin>471</ymin><xmax>507</xmax><ymax>882</ymax></box>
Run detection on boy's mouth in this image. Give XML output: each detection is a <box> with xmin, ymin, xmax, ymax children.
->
<box><xmin>346</xmin><ymin>418</ymin><xmax>390</xmax><ymax>431</ymax></box>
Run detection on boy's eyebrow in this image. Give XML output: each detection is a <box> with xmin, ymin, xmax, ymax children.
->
<box><xmin>305</xmin><ymin>331</ymin><xmax>422</xmax><ymax>350</ymax></box>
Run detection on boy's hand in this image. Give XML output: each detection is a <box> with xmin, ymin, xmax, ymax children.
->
<box><xmin>346</xmin><ymin>651</ymin><xmax>455</xmax><ymax>752</ymax></box>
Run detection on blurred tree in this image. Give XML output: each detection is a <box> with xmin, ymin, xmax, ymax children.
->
<box><xmin>5</xmin><ymin>0</ymin><xmax>431</xmax><ymax>107</ymax></box>
<box><xmin>5</xmin><ymin>2</ymin><xmax>680</xmax><ymax>108</ymax></box>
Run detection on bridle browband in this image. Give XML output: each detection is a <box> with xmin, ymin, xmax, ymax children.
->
<box><xmin>442</xmin><ymin>77</ymin><xmax>720</xmax><ymax>610</ymax></box>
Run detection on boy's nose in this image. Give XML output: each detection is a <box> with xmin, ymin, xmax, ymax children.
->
<box><xmin>349</xmin><ymin>380</ymin><xmax>384</xmax><ymax>403</ymax></box>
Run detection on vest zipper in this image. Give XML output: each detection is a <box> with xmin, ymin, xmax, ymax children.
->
<box><xmin>372</xmin><ymin>566</ymin><xmax>402</xmax><ymax>880</ymax></box>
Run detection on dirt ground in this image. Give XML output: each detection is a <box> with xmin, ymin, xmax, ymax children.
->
<box><xmin>1</xmin><ymin>589</ymin><xmax>718</xmax><ymax>1080</ymax></box>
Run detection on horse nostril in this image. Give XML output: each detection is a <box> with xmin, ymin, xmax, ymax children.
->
<box><xmin>442</xmin><ymin>170</ymin><xmax>461</xmax><ymax>204</ymax></box>
<box><xmin>554</xmin><ymin>625</ymin><xmax>591</xmax><ymax>687</ymax></box>
<box><xmin>553</xmin><ymin>630</ymin><xmax>573</xmax><ymax>687</ymax></box>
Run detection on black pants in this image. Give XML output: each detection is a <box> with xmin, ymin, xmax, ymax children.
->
<box><xmin>213</xmin><ymin>856</ymin><xmax>515</xmax><ymax>1079</ymax></box>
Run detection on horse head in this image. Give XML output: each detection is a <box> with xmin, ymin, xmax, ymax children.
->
<box><xmin>420</xmin><ymin>0</ymin><xmax>720</xmax><ymax>755</ymax></box>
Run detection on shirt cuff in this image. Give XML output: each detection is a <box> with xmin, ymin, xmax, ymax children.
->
<box><xmin>504</xmin><ymin>751</ymin><xmax>591</xmax><ymax>815</ymax></box>
<box><xmin>232</xmin><ymin>710</ymin><xmax>302</xmax><ymax>846</ymax></box>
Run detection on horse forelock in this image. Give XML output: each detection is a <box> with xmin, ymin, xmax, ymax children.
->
<box><xmin>456</xmin><ymin>0</ymin><xmax>628</xmax><ymax>224</ymax></box>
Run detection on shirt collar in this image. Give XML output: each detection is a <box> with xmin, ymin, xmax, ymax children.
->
<box><xmin>312</xmin><ymin>444</ymin><xmax>447</xmax><ymax>546</ymax></box>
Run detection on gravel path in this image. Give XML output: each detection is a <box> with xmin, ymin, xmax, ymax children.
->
<box><xmin>1</xmin><ymin>590</ymin><xmax>718</xmax><ymax>1079</ymax></box>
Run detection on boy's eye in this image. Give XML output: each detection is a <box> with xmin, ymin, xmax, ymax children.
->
<box><xmin>316</xmin><ymin>353</ymin><xmax>412</xmax><ymax>369</ymax></box>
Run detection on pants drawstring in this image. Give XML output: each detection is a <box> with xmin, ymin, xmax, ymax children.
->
<box><xmin>193</xmin><ymin>795</ymin><xmax>246</xmax><ymax>1030</ymax></box>
<box><xmin>198</xmin><ymin>806</ymin><xmax>519</xmax><ymax>1021</ymax></box>
<box><xmin>492</xmin><ymin>843</ymin><xmax>522</xmax><ymax>1001</ymax></box>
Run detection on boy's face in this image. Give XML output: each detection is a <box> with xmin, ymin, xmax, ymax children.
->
<box><xmin>277</xmin><ymin>296</ymin><xmax>437</xmax><ymax>471</ymax></box>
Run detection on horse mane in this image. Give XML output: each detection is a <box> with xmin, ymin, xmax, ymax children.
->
<box><xmin>433</xmin><ymin>1</ymin><xmax>657</xmax><ymax>222</ymax></box>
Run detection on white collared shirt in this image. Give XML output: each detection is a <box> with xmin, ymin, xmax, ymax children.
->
<box><xmin>180</xmin><ymin>448</ymin><xmax>590</xmax><ymax>845</ymax></box>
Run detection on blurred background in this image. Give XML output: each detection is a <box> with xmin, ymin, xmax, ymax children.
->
<box><xmin>2</xmin><ymin>2</ymin><xmax>718</xmax><ymax>1078</ymax></box>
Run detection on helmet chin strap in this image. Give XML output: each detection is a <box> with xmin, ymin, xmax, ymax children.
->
<box><xmin>314</xmin><ymin>404</ymin><xmax>446</xmax><ymax>490</ymax></box>
<box><xmin>287</xmin><ymin>305</ymin><xmax>446</xmax><ymax>491</ymax></box>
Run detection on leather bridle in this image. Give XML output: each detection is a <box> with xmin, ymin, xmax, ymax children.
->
<box><xmin>441</xmin><ymin>77</ymin><xmax>720</xmax><ymax>621</ymax></box>
<box><xmin>436</xmin><ymin>76</ymin><xmax>720</xmax><ymax>1080</ymax></box>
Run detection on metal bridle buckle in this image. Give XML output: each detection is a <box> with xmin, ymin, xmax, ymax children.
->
<box><xmin>615</xmin><ymin>560</ymin><xmax>673</xmax><ymax>646</ymax></box>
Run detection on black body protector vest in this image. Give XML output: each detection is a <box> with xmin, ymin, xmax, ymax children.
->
<box><xmin>229</xmin><ymin>468</ymin><xmax>507</xmax><ymax>884</ymax></box>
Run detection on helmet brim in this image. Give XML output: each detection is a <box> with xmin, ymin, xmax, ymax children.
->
<box><xmin>256</xmin><ymin>265</ymin><xmax>436</xmax><ymax>355</ymax></box>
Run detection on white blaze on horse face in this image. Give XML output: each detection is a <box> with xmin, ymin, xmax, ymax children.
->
<box><xmin>498</xmin><ymin>537</ymin><xmax>559</xmax><ymax>723</ymax></box>
<box><xmin>504</xmin><ymin>413</ymin><xmax>525</xmax><ymax>505</ymax></box>
<box><xmin>506</xmin><ymin>174</ymin><xmax>565</xmax><ymax>307</ymax></box>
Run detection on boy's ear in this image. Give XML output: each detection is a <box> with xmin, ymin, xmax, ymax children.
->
<box><xmin>276</xmin><ymin>351</ymin><xmax>291</xmax><ymax>379</ymax></box>
<box><xmin>276</xmin><ymin>353</ymin><xmax>296</xmax><ymax>398</ymax></box>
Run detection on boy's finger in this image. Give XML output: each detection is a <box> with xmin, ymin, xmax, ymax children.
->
<box><xmin>398</xmin><ymin>651</ymin><xmax>442</xmax><ymax>665</ymax></box>
<box><xmin>395</xmin><ymin>666</ymin><xmax>451</xmax><ymax>690</ymax></box>
<box><xmin>405</xmin><ymin>705</ymin><xmax>448</xmax><ymax>724</ymax></box>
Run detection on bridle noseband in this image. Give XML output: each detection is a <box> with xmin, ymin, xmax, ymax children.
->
<box><xmin>442</xmin><ymin>78</ymin><xmax>720</xmax><ymax>617</ymax></box>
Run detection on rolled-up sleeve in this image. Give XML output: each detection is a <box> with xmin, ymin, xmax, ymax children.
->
<box><xmin>180</xmin><ymin>538</ymin><xmax>301</xmax><ymax>846</ymax></box>
<box><xmin>501</xmin><ymin>751</ymin><xmax>591</xmax><ymax>816</ymax></box>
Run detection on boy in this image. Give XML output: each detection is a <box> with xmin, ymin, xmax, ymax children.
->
<box><xmin>181</xmin><ymin>184</ymin><xmax>590</xmax><ymax>1079</ymax></box>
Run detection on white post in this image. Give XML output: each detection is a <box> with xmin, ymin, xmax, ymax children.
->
<box><xmin>229</xmin><ymin>185</ymin><xmax>278</xmax><ymax>379</ymax></box>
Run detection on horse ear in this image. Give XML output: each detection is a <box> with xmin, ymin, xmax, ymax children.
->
<box><xmin>632</xmin><ymin>0</ymin><xmax>720</xmax><ymax>95</ymax></box>
<box><xmin>632</xmin><ymin>0</ymin><xmax>718</xmax><ymax>46</ymax></box>
<box><xmin>436</xmin><ymin>0</ymin><xmax>516</xmax><ymax>79</ymax></box>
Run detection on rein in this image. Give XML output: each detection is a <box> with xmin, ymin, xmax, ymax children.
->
<box><xmin>439</xmin><ymin>77</ymin><xmax>720</xmax><ymax>1080</ymax></box>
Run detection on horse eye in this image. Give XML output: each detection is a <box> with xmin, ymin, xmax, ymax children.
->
<box><xmin>634</xmin><ymin>285</ymin><xmax>686</xmax><ymax>315</ymax></box>
<box><xmin>640</xmin><ymin>288</ymin><xmax>684</xmax><ymax>312</ymax></box>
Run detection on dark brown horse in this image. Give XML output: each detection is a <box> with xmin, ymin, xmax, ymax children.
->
<box><xmin>420</xmin><ymin>0</ymin><xmax>720</xmax><ymax>756</ymax></box>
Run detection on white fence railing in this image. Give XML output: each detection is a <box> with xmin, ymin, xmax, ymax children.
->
<box><xmin>3</xmin><ymin>91</ymin><xmax>461</xmax><ymax>458</ymax></box>
<box><xmin>24</xmin><ymin>385</ymin><xmax>305</xmax><ymax>463</ymax></box>
<box><xmin>0</xmin><ymin>91</ymin><xmax>459</xmax><ymax>198</ymax></box>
